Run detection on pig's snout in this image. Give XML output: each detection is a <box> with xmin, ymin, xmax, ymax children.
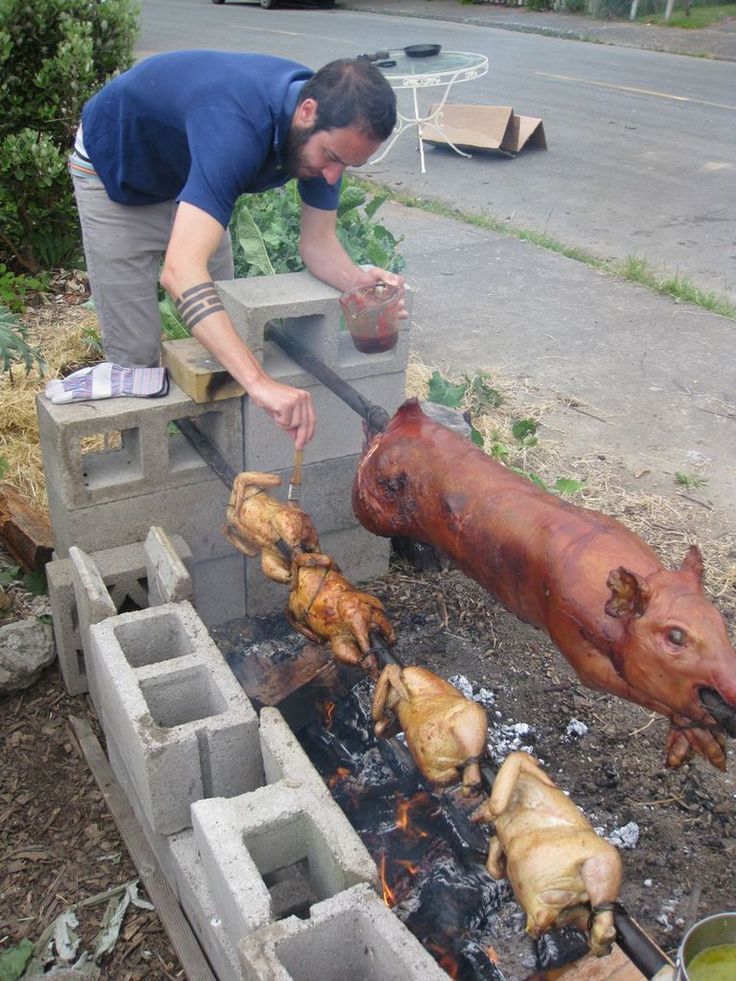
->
<box><xmin>699</xmin><ymin>687</ymin><xmax>736</xmax><ymax>737</ymax></box>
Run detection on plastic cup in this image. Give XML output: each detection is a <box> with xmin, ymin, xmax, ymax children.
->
<box><xmin>339</xmin><ymin>282</ymin><xmax>403</xmax><ymax>354</ymax></box>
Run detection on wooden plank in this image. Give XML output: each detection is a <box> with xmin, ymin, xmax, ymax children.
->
<box><xmin>69</xmin><ymin>716</ymin><xmax>218</xmax><ymax>981</ymax></box>
<box><xmin>162</xmin><ymin>338</ymin><xmax>245</xmax><ymax>404</ymax></box>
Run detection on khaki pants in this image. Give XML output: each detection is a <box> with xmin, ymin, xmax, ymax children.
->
<box><xmin>72</xmin><ymin>174</ymin><xmax>234</xmax><ymax>367</ymax></box>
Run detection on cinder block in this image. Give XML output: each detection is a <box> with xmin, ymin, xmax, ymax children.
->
<box><xmin>36</xmin><ymin>387</ymin><xmax>243</xmax><ymax>509</ymax></box>
<box><xmin>217</xmin><ymin>273</ymin><xmax>342</xmax><ymax>371</ymax></box>
<box><xmin>144</xmin><ymin>526</ymin><xmax>194</xmax><ymax>605</ymax></box>
<box><xmin>191</xmin><ymin>779</ymin><xmax>376</xmax><ymax>947</ymax></box>
<box><xmin>191</xmin><ymin>551</ymin><xmax>247</xmax><ymax>627</ymax></box>
<box><xmin>243</xmin><ymin>371</ymin><xmax>408</xmax><ymax>473</ymax></box>
<box><xmin>88</xmin><ymin>601</ymin><xmax>262</xmax><ymax>834</ymax></box>
<box><xmin>239</xmin><ymin>883</ymin><xmax>448</xmax><ymax>981</ymax></box>
<box><xmin>47</xmin><ymin>535</ymin><xmax>193</xmax><ymax>695</ymax></box>
<box><xmin>243</xmin><ymin>524</ymin><xmax>390</xmax><ymax>618</ymax></box>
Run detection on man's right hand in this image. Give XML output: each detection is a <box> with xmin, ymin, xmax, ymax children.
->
<box><xmin>246</xmin><ymin>375</ymin><xmax>316</xmax><ymax>449</ymax></box>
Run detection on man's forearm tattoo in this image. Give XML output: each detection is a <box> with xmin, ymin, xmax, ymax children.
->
<box><xmin>175</xmin><ymin>281</ymin><xmax>225</xmax><ymax>331</ymax></box>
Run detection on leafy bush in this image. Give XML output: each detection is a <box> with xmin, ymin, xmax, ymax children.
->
<box><xmin>230</xmin><ymin>179</ymin><xmax>405</xmax><ymax>279</ymax></box>
<box><xmin>0</xmin><ymin>263</ymin><xmax>45</xmax><ymax>313</ymax></box>
<box><xmin>0</xmin><ymin>0</ymin><xmax>140</xmax><ymax>273</ymax></box>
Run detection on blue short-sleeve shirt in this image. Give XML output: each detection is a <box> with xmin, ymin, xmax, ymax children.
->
<box><xmin>81</xmin><ymin>51</ymin><xmax>340</xmax><ymax>228</ymax></box>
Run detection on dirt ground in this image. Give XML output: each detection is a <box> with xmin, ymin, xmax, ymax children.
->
<box><xmin>1</xmin><ymin>306</ymin><xmax>735</xmax><ymax>978</ymax></box>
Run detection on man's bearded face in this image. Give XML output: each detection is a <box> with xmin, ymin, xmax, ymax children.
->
<box><xmin>282</xmin><ymin>123</ymin><xmax>315</xmax><ymax>179</ymax></box>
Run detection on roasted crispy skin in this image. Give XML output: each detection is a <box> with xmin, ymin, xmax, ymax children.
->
<box><xmin>286</xmin><ymin>552</ymin><xmax>395</xmax><ymax>676</ymax></box>
<box><xmin>223</xmin><ymin>471</ymin><xmax>320</xmax><ymax>583</ymax></box>
<box><xmin>472</xmin><ymin>752</ymin><xmax>622</xmax><ymax>957</ymax></box>
<box><xmin>353</xmin><ymin>399</ymin><xmax>736</xmax><ymax>770</ymax></box>
<box><xmin>372</xmin><ymin>664</ymin><xmax>487</xmax><ymax>793</ymax></box>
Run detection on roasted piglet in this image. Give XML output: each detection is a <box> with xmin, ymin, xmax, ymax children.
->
<box><xmin>286</xmin><ymin>552</ymin><xmax>396</xmax><ymax>675</ymax></box>
<box><xmin>353</xmin><ymin>399</ymin><xmax>736</xmax><ymax>770</ymax></box>
<box><xmin>372</xmin><ymin>664</ymin><xmax>487</xmax><ymax>793</ymax></box>
<box><xmin>223</xmin><ymin>471</ymin><xmax>320</xmax><ymax>583</ymax></box>
<box><xmin>472</xmin><ymin>751</ymin><xmax>622</xmax><ymax>957</ymax></box>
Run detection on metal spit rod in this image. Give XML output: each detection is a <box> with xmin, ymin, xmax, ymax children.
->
<box><xmin>265</xmin><ymin>321</ymin><xmax>391</xmax><ymax>435</ymax></box>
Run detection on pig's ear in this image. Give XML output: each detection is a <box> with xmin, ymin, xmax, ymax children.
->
<box><xmin>605</xmin><ymin>567</ymin><xmax>651</xmax><ymax>619</ymax></box>
<box><xmin>680</xmin><ymin>544</ymin><xmax>704</xmax><ymax>582</ymax></box>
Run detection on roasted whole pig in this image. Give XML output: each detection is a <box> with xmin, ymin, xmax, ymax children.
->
<box><xmin>372</xmin><ymin>664</ymin><xmax>487</xmax><ymax>793</ymax></box>
<box><xmin>286</xmin><ymin>552</ymin><xmax>396</xmax><ymax>675</ymax></box>
<box><xmin>353</xmin><ymin>399</ymin><xmax>736</xmax><ymax>770</ymax></box>
<box><xmin>223</xmin><ymin>471</ymin><xmax>320</xmax><ymax>583</ymax></box>
<box><xmin>472</xmin><ymin>751</ymin><xmax>622</xmax><ymax>957</ymax></box>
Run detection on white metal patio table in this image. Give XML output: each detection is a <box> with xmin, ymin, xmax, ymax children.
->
<box><xmin>371</xmin><ymin>49</ymin><xmax>489</xmax><ymax>175</ymax></box>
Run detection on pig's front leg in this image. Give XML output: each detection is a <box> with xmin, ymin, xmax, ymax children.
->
<box><xmin>666</xmin><ymin>722</ymin><xmax>727</xmax><ymax>770</ymax></box>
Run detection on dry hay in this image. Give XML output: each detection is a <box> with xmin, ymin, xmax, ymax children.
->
<box><xmin>0</xmin><ymin>303</ymin><xmax>98</xmax><ymax>510</ymax></box>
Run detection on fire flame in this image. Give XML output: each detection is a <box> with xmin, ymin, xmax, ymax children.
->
<box><xmin>379</xmin><ymin>852</ymin><xmax>396</xmax><ymax>907</ymax></box>
<box><xmin>395</xmin><ymin>793</ymin><xmax>430</xmax><ymax>839</ymax></box>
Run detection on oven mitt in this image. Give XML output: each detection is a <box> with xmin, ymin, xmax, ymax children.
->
<box><xmin>44</xmin><ymin>363</ymin><xmax>169</xmax><ymax>404</ymax></box>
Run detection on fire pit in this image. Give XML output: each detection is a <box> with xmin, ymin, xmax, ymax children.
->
<box><xmin>215</xmin><ymin>619</ymin><xmax>607</xmax><ymax>981</ymax></box>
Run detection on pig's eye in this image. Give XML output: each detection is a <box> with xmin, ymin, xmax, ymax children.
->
<box><xmin>666</xmin><ymin>627</ymin><xmax>686</xmax><ymax>646</ymax></box>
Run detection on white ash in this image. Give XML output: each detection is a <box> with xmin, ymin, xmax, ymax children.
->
<box><xmin>596</xmin><ymin>821</ymin><xmax>640</xmax><ymax>849</ymax></box>
<box><xmin>564</xmin><ymin>718</ymin><xmax>589</xmax><ymax>740</ymax></box>
<box><xmin>449</xmin><ymin>673</ymin><xmax>496</xmax><ymax>710</ymax></box>
<box><xmin>487</xmin><ymin>722</ymin><xmax>538</xmax><ymax>765</ymax></box>
<box><xmin>448</xmin><ymin>674</ymin><xmax>537</xmax><ymax>764</ymax></box>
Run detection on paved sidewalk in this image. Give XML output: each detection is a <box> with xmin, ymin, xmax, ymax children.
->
<box><xmin>343</xmin><ymin>0</ymin><xmax>736</xmax><ymax>60</ymax></box>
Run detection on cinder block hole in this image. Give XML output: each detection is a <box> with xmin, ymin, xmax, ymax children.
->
<box><xmin>75</xmin><ymin>647</ymin><xmax>85</xmax><ymax>677</ymax></box>
<box><xmin>275</xmin><ymin>910</ymin><xmax>401</xmax><ymax>981</ymax></box>
<box><xmin>243</xmin><ymin>812</ymin><xmax>343</xmax><ymax>914</ymax></box>
<box><xmin>79</xmin><ymin>427</ymin><xmax>142</xmax><ymax>489</ymax></box>
<box><xmin>113</xmin><ymin>611</ymin><xmax>193</xmax><ymax>668</ymax></box>
<box><xmin>265</xmin><ymin>315</ymin><xmax>327</xmax><ymax>380</ymax></box>
<box><xmin>139</xmin><ymin>665</ymin><xmax>227</xmax><ymax>727</ymax></box>
<box><xmin>264</xmin><ymin>859</ymin><xmax>315</xmax><ymax>920</ymax></box>
<box><xmin>169</xmin><ymin>410</ymin><xmax>229</xmax><ymax>474</ymax></box>
<box><xmin>109</xmin><ymin>578</ymin><xmax>149</xmax><ymax>612</ymax></box>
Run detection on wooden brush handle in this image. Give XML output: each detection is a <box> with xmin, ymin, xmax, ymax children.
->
<box><xmin>291</xmin><ymin>448</ymin><xmax>304</xmax><ymax>486</ymax></box>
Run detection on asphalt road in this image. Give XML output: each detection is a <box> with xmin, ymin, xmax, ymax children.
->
<box><xmin>139</xmin><ymin>0</ymin><xmax>736</xmax><ymax>302</ymax></box>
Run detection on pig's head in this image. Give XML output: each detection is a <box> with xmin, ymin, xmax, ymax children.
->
<box><xmin>605</xmin><ymin>545</ymin><xmax>736</xmax><ymax>750</ymax></box>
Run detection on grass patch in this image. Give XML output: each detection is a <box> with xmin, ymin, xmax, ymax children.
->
<box><xmin>643</xmin><ymin>2</ymin><xmax>736</xmax><ymax>29</ymax></box>
<box><xmin>356</xmin><ymin>179</ymin><xmax>736</xmax><ymax>320</ymax></box>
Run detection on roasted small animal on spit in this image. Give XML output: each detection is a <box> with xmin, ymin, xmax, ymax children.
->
<box><xmin>223</xmin><ymin>471</ymin><xmax>320</xmax><ymax>583</ymax></box>
<box><xmin>353</xmin><ymin>399</ymin><xmax>736</xmax><ymax>770</ymax></box>
<box><xmin>471</xmin><ymin>751</ymin><xmax>622</xmax><ymax>958</ymax></box>
<box><xmin>372</xmin><ymin>664</ymin><xmax>487</xmax><ymax>794</ymax></box>
<box><xmin>286</xmin><ymin>552</ymin><xmax>395</xmax><ymax>676</ymax></box>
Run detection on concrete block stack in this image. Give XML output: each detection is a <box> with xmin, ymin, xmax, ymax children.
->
<box><xmin>68</xmin><ymin>542</ymin><xmax>443</xmax><ymax>981</ymax></box>
<box><xmin>38</xmin><ymin>271</ymin><xmax>410</xmax><ymax>626</ymax></box>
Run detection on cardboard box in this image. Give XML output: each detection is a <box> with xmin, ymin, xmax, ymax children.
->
<box><xmin>162</xmin><ymin>337</ymin><xmax>245</xmax><ymax>404</ymax></box>
<box><xmin>420</xmin><ymin>104</ymin><xmax>547</xmax><ymax>155</ymax></box>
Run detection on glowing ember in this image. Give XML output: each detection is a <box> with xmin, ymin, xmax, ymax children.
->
<box><xmin>318</xmin><ymin>699</ymin><xmax>336</xmax><ymax>729</ymax></box>
<box><xmin>486</xmin><ymin>946</ymin><xmax>500</xmax><ymax>964</ymax></box>
<box><xmin>327</xmin><ymin>766</ymin><xmax>350</xmax><ymax>789</ymax></box>
<box><xmin>428</xmin><ymin>942</ymin><xmax>461</xmax><ymax>978</ymax></box>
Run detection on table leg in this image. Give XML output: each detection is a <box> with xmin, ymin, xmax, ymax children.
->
<box><xmin>413</xmin><ymin>86</ymin><xmax>427</xmax><ymax>175</ymax></box>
